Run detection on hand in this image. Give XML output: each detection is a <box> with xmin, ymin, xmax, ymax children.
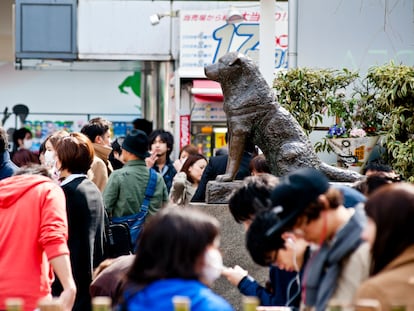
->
<box><xmin>58</xmin><ymin>286</ymin><xmax>76</xmax><ymax>311</ymax></box>
<box><xmin>173</xmin><ymin>158</ymin><xmax>183</xmax><ymax>172</ymax></box>
<box><xmin>145</xmin><ymin>152</ymin><xmax>158</xmax><ymax>168</ymax></box>
<box><xmin>221</xmin><ymin>265</ymin><xmax>248</xmax><ymax>286</ymax></box>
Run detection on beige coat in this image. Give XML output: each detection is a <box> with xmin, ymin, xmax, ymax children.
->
<box><xmin>169</xmin><ymin>172</ymin><xmax>196</xmax><ymax>206</ymax></box>
<box><xmin>88</xmin><ymin>143</ymin><xmax>113</xmax><ymax>192</ymax></box>
<box><xmin>355</xmin><ymin>245</ymin><xmax>414</xmax><ymax>311</ymax></box>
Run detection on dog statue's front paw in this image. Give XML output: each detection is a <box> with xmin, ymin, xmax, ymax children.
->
<box><xmin>215</xmin><ymin>173</ymin><xmax>233</xmax><ymax>182</ymax></box>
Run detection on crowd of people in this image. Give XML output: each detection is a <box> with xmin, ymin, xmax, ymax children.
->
<box><xmin>0</xmin><ymin>119</ymin><xmax>413</xmax><ymax>311</ymax></box>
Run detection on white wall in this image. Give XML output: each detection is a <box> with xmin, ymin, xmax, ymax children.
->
<box><xmin>0</xmin><ymin>62</ymin><xmax>141</xmax><ymax>129</ymax></box>
<box><xmin>297</xmin><ymin>0</ymin><xmax>414</xmax><ymax>73</ymax></box>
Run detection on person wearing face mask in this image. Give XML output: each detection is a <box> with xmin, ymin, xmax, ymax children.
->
<box><xmin>117</xmin><ymin>207</ymin><xmax>234</xmax><ymax>311</ymax></box>
<box><xmin>11</xmin><ymin>127</ymin><xmax>40</xmax><ymax>167</ymax></box>
<box><xmin>41</xmin><ymin>131</ymin><xmax>70</xmax><ymax>183</ymax></box>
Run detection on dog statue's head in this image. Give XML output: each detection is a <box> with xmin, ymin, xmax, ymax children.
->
<box><xmin>204</xmin><ymin>52</ymin><xmax>257</xmax><ymax>84</ymax></box>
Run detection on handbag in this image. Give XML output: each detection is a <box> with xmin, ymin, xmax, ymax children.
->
<box><xmin>107</xmin><ymin>168</ymin><xmax>158</xmax><ymax>256</ymax></box>
<box><xmin>105</xmin><ymin>217</ymin><xmax>132</xmax><ymax>258</ymax></box>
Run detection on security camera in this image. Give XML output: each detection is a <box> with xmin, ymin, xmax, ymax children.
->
<box><xmin>150</xmin><ymin>14</ymin><xmax>161</xmax><ymax>26</ymax></box>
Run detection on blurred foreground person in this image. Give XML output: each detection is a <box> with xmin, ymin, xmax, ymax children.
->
<box><xmin>222</xmin><ymin>174</ymin><xmax>301</xmax><ymax>308</ymax></box>
<box><xmin>356</xmin><ymin>183</ymin><xmax>414</xmax><ymax>311</ymax></box>
<box><xmin>266</xmin><ymin>168</ymin><xmax>370</xmax><ymax>311</ymax></box>
<box><xmin>118</xmin><ymin>207</ymin><xmax>234</xmax><ymax>311</ymax></box>
<box><xmin>90</xmin><ymin>255</ymin><xmax>135</xmax><ymax>306</ymax></box>
<box><xmin>0</xmin><ymin>165</ymin><xmax>76</xmax><ymax>311</ymax></box>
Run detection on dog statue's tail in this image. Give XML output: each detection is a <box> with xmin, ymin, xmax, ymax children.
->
<box><xmin>319</xmin><ymin>162</ymin><xmax>363</xmax><ymax>182</ymax></box>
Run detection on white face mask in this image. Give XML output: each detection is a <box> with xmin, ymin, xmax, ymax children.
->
<box><xmin>44</xmin><ymin>150</ymin><xmax>55</xmax><ymax>167</ymax></box>
<box><xmin>200</xmin><ymin>248</ymin><xmax>223</xmax><ymax>286</ymax></box>
<box><xmin>51</xmin><ymin>161</ymin><xmax>61</xmax><ymax>183</ymax></box>
<box><xmin>23</xmin><ymin>139</ymin><xmax>33</xmax><ymax>150</ymax></box>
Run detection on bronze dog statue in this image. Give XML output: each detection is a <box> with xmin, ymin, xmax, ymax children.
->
<box><xmin>204</xmin><ymin>52</ymin><xmax>361</xmax><ymax>182</ymax></box>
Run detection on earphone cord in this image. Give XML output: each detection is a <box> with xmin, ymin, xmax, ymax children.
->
<box><xmin>285</xmin><ymin>242</ymin><xmax>301</xmax><ymax>308</ymax></box>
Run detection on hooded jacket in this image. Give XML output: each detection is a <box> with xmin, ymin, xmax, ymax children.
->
<box><xmin>123</xmin><ymin>279</ymin><xmax>234</xmax><ymax>311</ymax></box>
<box><xmin>0</xmin><ymin>175</ymin><xmax>69</xmax><ymax>311</ymax></box>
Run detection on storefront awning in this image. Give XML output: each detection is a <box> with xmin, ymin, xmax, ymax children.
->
<box><xmin>191</xmin><ymin>80</ymin><xmax>223</xmax><ymax>103</ymax></box>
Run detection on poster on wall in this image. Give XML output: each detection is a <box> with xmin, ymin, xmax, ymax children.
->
<box><xmin>24</xmin><ymin>120</ymin><xmax>78</xmax><ymax>152</ymax></box>
<box><xmin>179</xmin><ymin>4</ymin><xmax>288</xmax><ymax>77</ymax></box>
<box><xmin>23</xmin><ymin>120</ymin><xmax>133</xmax><ymax>152</ymax></box>
<box><xmin>191</xmin><ymin>102</ymin><xmax>226</xmax><ymax>122</ymax></box>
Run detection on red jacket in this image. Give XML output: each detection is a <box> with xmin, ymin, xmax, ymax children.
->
<box><xmin>0</xmin><ymin>175</ymin><xmax>69</xmax><ymax>311</ymax></box>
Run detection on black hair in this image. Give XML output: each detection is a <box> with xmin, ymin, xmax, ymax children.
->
<box><xmin>364</xmin><ymin>173</ymin><xmax>401</xmax><ymax>195</ymax></box>
<box><xmin>108</xmin><ymin>136</ymin><xmax>125</xmax><ymax>170</ymax></box>
<box><xmin>126</xmin><ymin>207</ymin><xmax>219</xmax><ymax>285</ymax></box>
<box><xmin>148</xmin><ymin>129</ymin><xmax>174</xmax><ymax>157</ymax></box>
<box><xmin>12</xmin><ymin>127</ymin><xmax>32</xmax><ymax>151</ymax></box>
<box><xmin>363</xmin><ymin>162</ymin><xmax>393</xmax><ymax>175</ymax></box>
<box><xmin>228</xmin><ymin>174</ymin><xmax>279</xmax><ymax>223</ymax></box>
<box><xmin>132</xmin><ymin>118</ymin><xmax>153</xmax><ymax>136</ymax></box>
<box><xmin>246</xmin><ymin>209</ymin><xmax>286</xmax><ymax>266</ymax></box>
<box><xmin>364</xmin><ymin>183</ymin><xmax>414</xmax><ymax>276</ymax></box>
<box><xmin>80</xmin><ymin>117</ymin><xmax>112</xmax><ymax>143</ymax></box>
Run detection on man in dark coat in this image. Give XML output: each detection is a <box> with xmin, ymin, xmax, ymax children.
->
<box><xmin>191</xmin><ymin>138</ymin><xmax>256</xmax><ymax>202</ymax></box>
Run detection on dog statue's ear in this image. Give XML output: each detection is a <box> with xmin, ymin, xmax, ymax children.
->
<box><xmin>228</xmin><ymin>56</ymin><xmax>241</xmax><ymax>67</ymax></box>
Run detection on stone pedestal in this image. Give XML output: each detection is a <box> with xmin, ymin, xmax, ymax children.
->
<box><xmin>206</xmin><ymin>180</ymin><xmax>243</xmax><ymax>204</ymax></box>
<box><xmin>190</xmin><ymin>203</ymin><xmax>268</xmax><ymax>311</ymax></box>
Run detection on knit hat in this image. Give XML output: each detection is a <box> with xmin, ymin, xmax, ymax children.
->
<box><xmin>122</xmin><ymin>129</ymin><xmax>150</xmax><ymax>159</ymax></box>
<box><xmin>266</xmin><ymin>167</ymin><xmax>330</xmax><ymax>239</ymax></box>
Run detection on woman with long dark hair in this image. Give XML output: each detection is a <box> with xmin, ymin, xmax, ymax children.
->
<box><xmin>356</xmin><ymin>183</ymin><xmax>414</xmax><ymax>310</ymax></box>
<box><xmin>169</xmin><ymin>153</ymin><xmax>207</xmax><ymax>206</ymax></box>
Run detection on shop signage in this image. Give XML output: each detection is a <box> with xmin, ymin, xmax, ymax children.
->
<box><xmin>179</xmin><ymin>4</ymin><xmax>288</xmax><ymax>75</ymax></box>
<box><xmin>180</xmin><ymin>114</ymin><xmax>191</xmax><ymax>149</ymax></box>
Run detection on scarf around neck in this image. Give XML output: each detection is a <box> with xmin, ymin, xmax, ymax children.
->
<box><xmin>303</xmin><ymin>206</ymin><xmax>366</xmax><ymax>311</ymax></box>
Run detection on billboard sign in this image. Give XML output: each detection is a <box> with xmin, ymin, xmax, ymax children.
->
<box><xmin>179</xmin><ymin>4</ymin><xmax>288</xmax><ymax>77</ymax></box>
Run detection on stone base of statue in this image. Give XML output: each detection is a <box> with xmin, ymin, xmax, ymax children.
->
<box><xmin>189</xmin><ymin>202</ymin><xmax>268</xmax><ymax>310</ymax></box>
<box><xmin>206</xmin><ymin>180</ymin><xmax>243</xmax><ymax>204</ymax></box>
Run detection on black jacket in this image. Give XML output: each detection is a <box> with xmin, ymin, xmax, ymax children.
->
<box><xmin>191</xmin><ymin>152</ymin><xmax>253</xmax><ymax>202</ymax></box>
<box><xmin>52</xmin><ymin>176</ymin><xmax>105</xmax><ymax>311</ymax></box>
